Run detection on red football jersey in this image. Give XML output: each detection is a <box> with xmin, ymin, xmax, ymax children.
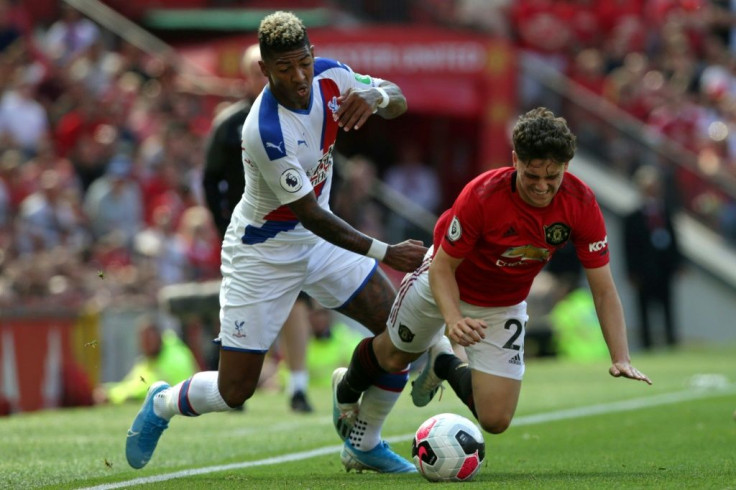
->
<box><xmin>434</xmin><ymin>166</ymin><xmax>609</xmax><ymax>307</ymax></box>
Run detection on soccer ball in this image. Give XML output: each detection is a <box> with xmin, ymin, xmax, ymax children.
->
<box><xmin>411</xmin><ymin>412</ymin><xmax>485</xmax><ymax>482</ymax></box>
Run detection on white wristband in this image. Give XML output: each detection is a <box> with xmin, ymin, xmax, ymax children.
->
<box><xmin>366</xmin><ymin>239</ymin><xmax>389</xmax><ymax>261</ymax></box>
<box><xmin>374</xmin><ymin>87</ymin><xmax>389</xmax><ymax>109</ymax></box>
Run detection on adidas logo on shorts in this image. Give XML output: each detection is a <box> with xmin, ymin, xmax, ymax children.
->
<box><xmin>508</xmin><ymin>353</ymin><xmax>522</xmax><ymax>365</ymax></box>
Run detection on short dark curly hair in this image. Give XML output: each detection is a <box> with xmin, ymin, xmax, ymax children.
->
<box><xmin>512</xmin><ymin>107</ymin><xmax>577</xmax><ymax>165</ymax></box>
<box><xmin>258</xmin><ymin>11</ymin><xmax>310</xmax><ymax>61</ymax></box>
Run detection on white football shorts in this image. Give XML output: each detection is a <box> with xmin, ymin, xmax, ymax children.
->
<box><xmin>217</xmin><ymin>234</ymin><xmax>377</xmax><ymax>352</ymax></box>
<box><xmin>387</xmin><ymin>267</ymin><xmax>528</xmax><ymax>380</ymax></box>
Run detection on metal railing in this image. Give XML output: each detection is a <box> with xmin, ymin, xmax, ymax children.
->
<box><xmin>66</xmin><ymin>0</ymin><xmax>440</xmax><ymax>236</ymax></box>
<box><xmin>519</xmin><ymin>54</ymin><xmax>736</xmax><ymax>288</ymax></box>
<box><xmin>519</xmin><ymin>53</ymin><xmax>736</xmax><ymax>237</ymax></box>
<box><xmin>65</xmin><ymin>0</ymin><xmax>242</xmax><ymax>97</ymax></box>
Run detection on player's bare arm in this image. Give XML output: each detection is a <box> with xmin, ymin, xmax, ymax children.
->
<box><xmin>585</xmin><ymin>264</ymin><xmax>652</xmax><ymax>385</ymax></box>
<box><xmin>429</xmin><ymin>246</ymin><xmax>487</xmax><ymax>346</ymax></box>
<box><xmin>288</xmin><ymin>191</ymin><xmax>426</xmax><ymax>272</ymax></box>
<box><xmin>335</xmin><ymin>81</ymin><xmax>407</xmax><ymax>132</ymax></box>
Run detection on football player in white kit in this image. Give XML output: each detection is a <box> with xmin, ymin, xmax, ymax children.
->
<box><xmin>126</xmin><ymin>11</ymin><xmax>426</xmax><ymax>472</ymax></box>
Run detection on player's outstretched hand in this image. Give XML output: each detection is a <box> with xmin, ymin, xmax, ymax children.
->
<box><xmin>446</xmin><ymin>318</ymin><xmax>487</xmax><ymax>347</ymax></box>
<box><xmin>384</xmin><ymin>239</ymin><xmax>427</xmax><ymax>272</ymax></box>
<box><xmin>609</xmin><ymin>362</ymin><xmax>652</xmax><ymax>385</ymax></box>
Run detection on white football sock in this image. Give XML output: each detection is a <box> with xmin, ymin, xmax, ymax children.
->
<box><xmin>153</xmin><ymin>371</ymin><xmax>230</xmax><ymax>420</ymax></box>
<box><xmin>288</xmin><ymin>370</ymin><xmax>309</xmax><ymax>395</ymax></box>
<box><xmin>347</xmin><ymin>369</ymin><xmax>408</xmax><ymax>451</ymax></box>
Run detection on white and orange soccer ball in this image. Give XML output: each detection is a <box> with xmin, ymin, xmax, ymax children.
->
<box><xmin>411</xmin><ymin>413</ymin><xmax>485</xmax><ymax>482</ymax></box>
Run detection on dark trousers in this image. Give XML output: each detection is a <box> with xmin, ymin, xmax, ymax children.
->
<box><xmin>636</xmin><ymin>280</ymin><xmax>676</xmax><ymax>349</ymax></box>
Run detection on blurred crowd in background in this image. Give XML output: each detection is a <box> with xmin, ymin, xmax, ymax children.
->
<box><xmin>1</xmin><ymin>0</ymin><xmax>735</xmax><ymax>313</ymax></box>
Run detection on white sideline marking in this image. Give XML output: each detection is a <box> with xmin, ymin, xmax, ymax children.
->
<box><xmin>82</xmin><ymin>386</ymin><xmax>734</xmax><ymax>489</ymax></box>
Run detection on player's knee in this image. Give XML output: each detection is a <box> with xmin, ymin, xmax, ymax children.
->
<box><xmin>477</xmin><ymin>414</ymin><xmax>511</xmax><ymax>434</ymax></box>
<box><xmin>382</xmin><ymin>356</ymin><xmax>410</xmax><ymax>373</ymax></box>
<box><xmin>373</xmin><ymin>333</ymin><xmax>415</xmax><ymax>372</ymax></box>
<box><xmin>218</xmin><ymin>381</ymin><xmax>256</xmax><ymax>408</ymax></box>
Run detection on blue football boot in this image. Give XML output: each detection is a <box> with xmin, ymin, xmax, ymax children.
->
<box><xmin>125</xmin><ymin>381</ymin><xmax>170</xmax><ymax>469</ymax></box>
<box><xmin>341</xmin><ymin>440</ymin><xmax>417</xmax><ymax>473</ymax></box>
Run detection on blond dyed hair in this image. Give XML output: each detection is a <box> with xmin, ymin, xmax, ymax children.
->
<box><xmin>258</xmin><ymin>11</ymin><xmax>310</xmax><ymax>60</ymax></box>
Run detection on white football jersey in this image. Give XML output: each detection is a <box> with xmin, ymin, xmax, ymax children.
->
<box><xmin>234</xmin><ymin>57</ymin><xmax>383</xmax><ymax>244</ymax></box>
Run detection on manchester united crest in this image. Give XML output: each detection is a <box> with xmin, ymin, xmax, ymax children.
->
<box><xmin>398</xmin><ymin>324</ymin><xmax>415</xmax><ymax>343</ymax></box>
<box><xmin>544</xmin><ymin>222</ymin><xmax>571</xmax><ymax>246</ymax></box>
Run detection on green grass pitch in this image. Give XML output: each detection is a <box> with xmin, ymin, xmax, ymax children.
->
<box><xmin>1</xmin><ymin>343</ymin><xmax>734</xmax><ymax>489</ymax></box>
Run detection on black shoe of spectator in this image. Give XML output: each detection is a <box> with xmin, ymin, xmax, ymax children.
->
<box><xmin>290</xmin><ymin>391</ymin><xmax>313</xmax><ymax>413</ymax></box>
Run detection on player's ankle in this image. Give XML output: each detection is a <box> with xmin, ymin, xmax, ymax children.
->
<box><xmin>434</xmin><ymin>353</ymin><xmax>460</xmax><ymax>379</ymax></box>
<box><xmin>153</xmin><ymin>389</ymin><xmax>174</xmax><ymax>420</ymax></box>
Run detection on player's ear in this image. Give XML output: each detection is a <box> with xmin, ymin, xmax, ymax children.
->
<box><xmin>511</xmin><ymin>151</ymin><xmax>519</xmax><ymax>169</ymax></box>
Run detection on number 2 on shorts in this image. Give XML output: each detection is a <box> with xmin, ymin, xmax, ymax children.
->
<box><xmin>502</xmin><ymin>318</ymin><xmax>525</xmax><ymax>351</ymax></box>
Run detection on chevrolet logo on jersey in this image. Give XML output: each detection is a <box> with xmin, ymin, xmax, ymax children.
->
<box><xmin>496</xmin><ymin>244</ymin><xmax>550</xmax><ymax>267</ymax></box>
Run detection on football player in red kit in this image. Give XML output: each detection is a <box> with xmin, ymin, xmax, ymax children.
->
<box><xmin>332</xmin><ymin>107</ymin><xmax>651</xmax><ymax>460</ymax></box>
